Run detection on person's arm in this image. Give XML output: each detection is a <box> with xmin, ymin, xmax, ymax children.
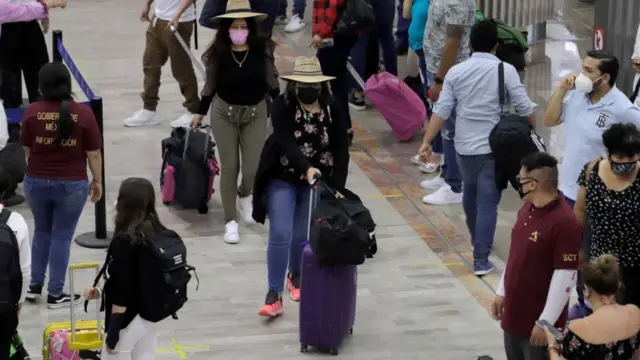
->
<box><xmin>538</xmin><ymin>217</ymin><xmax>582</xmax><ymax>325</ymax></box>
<box><xmin>327</xmin><ymin>101</ymin><xmax>349</xmax><ymax>190</ymax></box>
<box><xmin>434</xmin><ymin>6</ymin><xmax>470</xmax><ymax>83</ymax></box>
<box><xmin>199</xmin><ymin>0</ymin><xmax>223</xmax><ymax>29</ymax></box>
<box><xmin>104</xmin><ymin>239</ymin><xmax>136</xmax><ymax>351</ymax></box>
<box><xmin>504</xmin><ymin>63</ymin><xmax>537</xmax><ymax>126</ymax></box>
<box><xmin>574</xmin><ymin>162</ymin><xmax>591</xmax><ymax>228</ymax></box>
<box><xmin>197</xmin><ymin>59</ymin><xmax>218</xmax><ymax>116</ymax></box>
<box><xmin>83</xmin><ymin>108</ymin><xmax>103</xmax><ymax>185</ymax></box>
<box><xmin>14</xmin><ymin>213</ymin><xmax>30</xmax><ymax>305</ymax></box>
<box><xmin>0</xmin><ymin>0</ymin><xmax>49</xmax><ymax>24</ymax></box>
<box><xmin>496</xmin><ymin>270</ymin><xmax>506</xmax><ymax>296</ymax></box>
<box><xmin>19</xmin><ymin>107</ymin><xmax>33</xmax><ymax>161</ymax></box>
<box><xmin>270</xmin><ymin>96</ymin><xmax>314</xmax><ymax>174</ymax></box>
<box><xmin>421</xmin><ymin>72</ymin><xmax>455</xmax><ymax>145</ymax></box>
<box><xmin>265</xmin><ymin>41</ymin><xmax>280</xmax><ymax>99</ymax></box>
<box><xmin>621</xmin><ymin>105</ymin><xmax>640</xmax><ymax>128</ymax></box>
<box><xmin>315</xmin><ymin>0</ymin><xmax>345</xmax><ymax>38</ymax></box>
<box><xmin>403</xmin><ymin>0</ymin><xmax>414</xmax><ymax>20</ymax></box>
<box><xmin>0</xmin><ymin>102</ymin><xmax>9</xmax><ymax>152</ymax></box>
<box><xmin>543</xmin><ymin>87</ymin><xmax>571</xmax><ymax>127</ymax></box>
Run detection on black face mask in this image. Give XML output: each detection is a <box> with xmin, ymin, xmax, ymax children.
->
<box><xmin>297</xmin><ymin>87</ymin><xmax>321</xmax><ymax>104</ymax></box>
<box><xmin>610</xmin><ymin>159</ymin><xmax>637</xmax><ymax>175</ymax></box>
<box><xmin>516</xmin><ymin>178</ymin><xmax>537</xmax><ymax>199</ymax></box>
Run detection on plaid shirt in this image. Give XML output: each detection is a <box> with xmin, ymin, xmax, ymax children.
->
<box><xmin>312</xmin><ymin>0</ymin><xmax>345</xmax><ymax>38</ymax></box>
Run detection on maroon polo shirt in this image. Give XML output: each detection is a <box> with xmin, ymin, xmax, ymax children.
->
<box><xmin>501</xmin><ymin>195</ymin><xmax>582</xmax><ymax>338</ymax></box>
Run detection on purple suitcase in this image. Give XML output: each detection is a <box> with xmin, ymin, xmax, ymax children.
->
<box><xmin>299</xmin><ymin>184</ymin><xmax>357</xmax><ymax>356</ymax></box>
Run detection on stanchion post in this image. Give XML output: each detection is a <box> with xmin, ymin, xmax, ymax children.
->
<box><xmin>52</xmin><ymin>31</ymin><xmax>62</xmax><ymax>62</ymax></box>
<box><xmin>74</xmin><ymin>97</ymin><xmax>112</xmax><ymax>249</ymax></box>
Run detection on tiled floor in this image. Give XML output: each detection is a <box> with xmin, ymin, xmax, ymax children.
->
<box><xmin>11</xmin><ymin>0</ymin><xmax>596</xmax><ymax>359</ymax></box>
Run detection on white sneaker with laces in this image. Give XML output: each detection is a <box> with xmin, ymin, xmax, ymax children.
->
<box><xmin>238</xmin><ymin>195</ymin><xmax>255</xmax><ymax>224</ymax></box>
<box><xmin>124</xmin><ymin>109</ymin><xmax>161</xmax><ymax>127</ymax></box>
<box><xmin>422</xmin><ymin>184</ymin><xmax>463</xmax><ymax>205</ymax></box>
<box><xmin>420</xmin><ymin>176</ymin><xmax>445</xmax><ymax>190</ymax></box>
<box><xmin>284</xmin><ymin>14</ymin><xmax>306</xmax><ymax>33</ymax></box>
<box><xmin>411</xmin><ymin>154</ymin><xmax>423</xmax><ymax>166</ymax></box>
<box><xmin>419</xmin><ymin>155</ymin><xmax>444</xmax><ymax>174</ymax></box>
<box><xmin>224</xmin><ymin>220</ymin><xmax>240</xmax><ymax>244</ymax></box>
<box><xmin>170</xmin><ymin>111</ymin><xmax>194</xmax><ymax>128</ymax></box>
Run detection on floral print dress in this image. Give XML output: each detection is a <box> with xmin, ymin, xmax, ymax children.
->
<box><xmin>276</xmin><ymin>104</ymin><xmax>334</xmax><ymax>184</ymax></box>
<box><xmin>562</xmin><ymin>330</ymin><xmax>640</xmax><ymax>360</ymax></box>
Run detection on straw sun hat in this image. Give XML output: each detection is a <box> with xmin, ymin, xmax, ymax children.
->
<box><xmin>280</xmin><ymin>56</ymin><xmax>336</xmax><ymax>83</ymax></box>
<box><xmin>212</xmin><ymin>0</ymin><xmax>267</xmax><ymax>22</ymax></box>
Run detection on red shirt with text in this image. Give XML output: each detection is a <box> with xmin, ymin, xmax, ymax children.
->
<box><xmin>20</xmin><ymin>100</ymin><xmax>102</xmax><ymax>180</ymax></box>
<box><xmin>501</xmin><ymin>195</ymin><xmax>582</xmax><ymax>338</ymax></box>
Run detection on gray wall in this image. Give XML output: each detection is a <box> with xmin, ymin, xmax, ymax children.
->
<box><xmin>594</xmin><ymin>0</ymin><xmax>640</xmax><ymax>94</ymax></box>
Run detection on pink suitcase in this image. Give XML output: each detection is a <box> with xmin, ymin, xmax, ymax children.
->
<box><xmin>299</xmin><ymin>183</ymin><xmax>357</xmax><ymax>356</ymax></box>
<box><xmin>347</xmin><ymin>63</ymin><xmax>426</xmax><ymax>141</ymax></box>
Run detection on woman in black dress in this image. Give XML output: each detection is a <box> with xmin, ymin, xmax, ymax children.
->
<box><xmin>574</xmin><ymin>123</ymin><xmax>640</xmax><ymax>307</ymax></box>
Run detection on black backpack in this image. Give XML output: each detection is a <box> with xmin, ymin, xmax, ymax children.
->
<box><xmin>0</xmin><ymin>209</ymin><xmax>21</xmax><ymax>314</ymax></box>
<box><xmin>136</xmin><ymin>230</ymin><xmax>198</xmax><ymax>322</ymax></box>
<box><xmin>333</xmin><ymin>0</ymin><xmax>375</xmax><ymax>36</ymax></box>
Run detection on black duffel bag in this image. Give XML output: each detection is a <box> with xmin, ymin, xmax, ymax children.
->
<box><xmin>309</xmin><ymin>182</ymin><xmax>376</xmax><ymax>266</ymax></box>
<box><xmin>333</xmin><ymin>0</ymin><xmax>375</xmax><ymax>36</ymax></box>
<box><xmin>489</xmin><ymin>62</ymin><xmax>546</xmax><ymax>192</ymax></box>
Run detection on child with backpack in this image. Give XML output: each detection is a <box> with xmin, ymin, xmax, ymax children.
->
<box><xmin>0</xmin><ymin>166</ymin><xmax>30</xmax><ymax>360</ymax></box>
<box><xmin>83</xmin><ymin>178</ymin><xmax>196</xmax><ymax>359</ymax></box>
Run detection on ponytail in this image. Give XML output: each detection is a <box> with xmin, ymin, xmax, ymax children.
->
<box><xmin>55</xmin><ymin>99</ymin><xmax>73</xmax><ymax>144</ymax></box>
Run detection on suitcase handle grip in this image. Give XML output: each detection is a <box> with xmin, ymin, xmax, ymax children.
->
<box><xmin>68</xmin><ymin>263</ymin><xmax>103</xmax><ymax>344</ymax></box>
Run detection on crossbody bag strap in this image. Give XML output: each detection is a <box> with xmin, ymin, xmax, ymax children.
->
<box><xmin>631</xmin><ymin>78</ymin><xmax>640</xmax><ymax>103</ymax></box>
<box><xmin>498</xmin><ymin>62</ymin><xmax>507</xmax><ymax>116</ymax></box>
<box><xmin>584</xmin><ymin>158</ymin><xmax>601</xmax><ymax>190</ymax></box>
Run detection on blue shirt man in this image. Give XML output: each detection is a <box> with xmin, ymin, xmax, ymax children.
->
<box><xmin>543</xmin><ymin>50</ymin><xmax>640</xmax><ymax>319</ymax></box>
<box><xmin>419</xmin><ymin>20</ymin><xmax>536</xmax><ymax>275</ymax></box>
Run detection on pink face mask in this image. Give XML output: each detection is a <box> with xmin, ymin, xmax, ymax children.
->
<box><xmin>229</xmin><ymin>29</ymin><xmax>249</xmax><ymax>45</ymax></box>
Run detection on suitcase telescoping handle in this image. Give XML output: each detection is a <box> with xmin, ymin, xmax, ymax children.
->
<box><xmin>346</xmin><ymin>61</ymin><xmax>366</xmax><ymax>92</ymax></box>
<box><xmin>169</xmin><ymin>24</ymin><xmax>207</xmax><ymax>77</ymax></box>
<box><xmin>68</xmin><ymin>262</ymin><xmax>102</xmax><ymax>344</ymax></box>
<box><xmin>306</xmin><ymin>173</ymin><xmax>323</xmax><ymax>241</ymax></box>
<box><xmin>182</xmin><ymin>124</ymin><xmax>212</xmax><ymax>162</ymax></box>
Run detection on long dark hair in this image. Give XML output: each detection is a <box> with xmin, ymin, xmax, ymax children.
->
<box><xmin>38</xmin><ymin>62</ymin><xmax>74</xmax><ymax>145</ymax></box>
<box><xmin>114</xmin><ymin>178</ymin><xmax>167</xmax><ymax>243</ymax></box>
<box><xmin>284</xmin><ymin>80</ymin><xmax>333</xmax><ymax>108</ymax></box>
<box><xmin>202</xmin><ymin>17</ymin><xmax>265</xmax><ymax>68</ymax></box>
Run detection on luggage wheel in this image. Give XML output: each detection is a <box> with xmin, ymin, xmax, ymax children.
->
<box><xmin>329</xmin><ymin>348</ymin><xmax>338</xmax><ymax>356</ymax></box>
<box><xmin>163</xmin><ymin>201</ymin><xmax>171</xmax><ymax>205</ymax></box>
<box><xmin>349</xmin><ymin>327</ymin><xmax>353</xmax><ymax>335</ymax></box>
<box><xmin>300</xmin><ymin>344</ymin><xmax>309</xmax><ymax>353</ymax></box>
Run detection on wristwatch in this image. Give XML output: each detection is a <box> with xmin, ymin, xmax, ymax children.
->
<box><xmin>434</xmin><ymin>77</ymin><xmax>444</xmax><ymax>85</ymax></box>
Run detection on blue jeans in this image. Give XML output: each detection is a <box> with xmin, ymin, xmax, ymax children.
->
<box><xmin>561</xmin><ymin>192</ymin><xmax>592</xmax><ymax>305</ymax></box>
<box><xmin>416</xmin><ymin>50</ymin><xmax>442</xmax><ymax>154</ymax></box>
<box><xmin>317</xmin><ymin>35</ymin><xmax>358</xmax><ymax>130</ymax></box>
<box><xmin>278</xmin><ymin>0</ymin><xmax>305</xmax><ymax>17</ymax></box>
<box><xmin>350</xmin><ymin>0</ymin><xmax>397</xmax><ymax>80</ymax></box>
<box><xmin>395</xmin><ymin>0</ymin><xmax>409</xmax><ymax>50</ymax></box>
<box><xmin>266</xmin><ymin>179</ymin><xmax>315</xmax><ymax>293</ymax></box>
<box><xmin>426</xmin><ymin>71</ymin><xmax>462</xmax><ymax>192</ymax></box>
<box><xmin>456</xmin><ymin>154</ymin><xmax>501</xmax><ymax>264</ymax></box>
<box><xmin>24</xmin><ymin>176</ymin><xmax>89</xmax><ymax>296</ymax></box>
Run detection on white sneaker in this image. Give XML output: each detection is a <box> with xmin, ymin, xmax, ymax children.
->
<box><xmin>420</xmin><ymin>176</ymin><xmax>445</xmax><ymax>190</ymax></box>
<box><xmin>419</xmin><ymin>155</ymin><xmax>443</xmax><ymax>174</ymax></box>
<box><xmin>170</xmin><ymin>111</ymin><xmax>194</xmax><ymax>128</ymax></box>
<box><xmin>123</xmin><ymin>109</ymin><xmax>161</xmax><ymax>127</ymax></box>
<box><xmin>224</xmin><ymin>221</ymin><xmax>240</xmax><ymax>244</ymax></box>
<box><xmin>237</xmin><ymin>195</ymin><xmax>255</xmax><ymax>224</ymax></box>
<box><xmin>411</xmin><ymin>154</ymin><xmax>423</xmax><ymax>166</ymax></box>
<box><xmin>422</xmin><ymin>184</ymin><xmax>463</xmax><ymax>205</ymax></box>
<box><xmin>284</xmin><ymin>14</ymin><xmax>306</xmax><ymax>33</ymax></box>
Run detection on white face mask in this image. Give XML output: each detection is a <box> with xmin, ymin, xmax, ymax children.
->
<box><xmin>575</xmin><ymin>73</ymin><xmax>595</xmax><ymax>93</ymax></box>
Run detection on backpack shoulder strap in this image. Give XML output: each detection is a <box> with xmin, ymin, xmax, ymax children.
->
<box><xmin>0</xmin><ymin>208</ymin><xmax>12</xmax><ymax>225</ymax></box>
<box><xmin>498</xmin><ymin>63</ymin><xmax>507</xmax><ymax>114</ymax></box>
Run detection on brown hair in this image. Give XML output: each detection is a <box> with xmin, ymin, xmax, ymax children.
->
<box><xmin>582</xmin><ymin>254</ymin><xmax>620</xmax><ymax>296</ymax></box>
<box><xmin>114</xmin><ymin>177</ymin><xmax>166</xmax><ymax>243</ymax></box>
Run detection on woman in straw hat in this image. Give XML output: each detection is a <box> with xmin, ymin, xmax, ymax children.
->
<box><xmin>251</xmin><ymin>56</ymin><xmax>350</xmax><ymax>318</ymax></box>
<box><xmin>191</xmin><ymin>0</ymin><xmax>280</xmax><ymax>245</ymax></box>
